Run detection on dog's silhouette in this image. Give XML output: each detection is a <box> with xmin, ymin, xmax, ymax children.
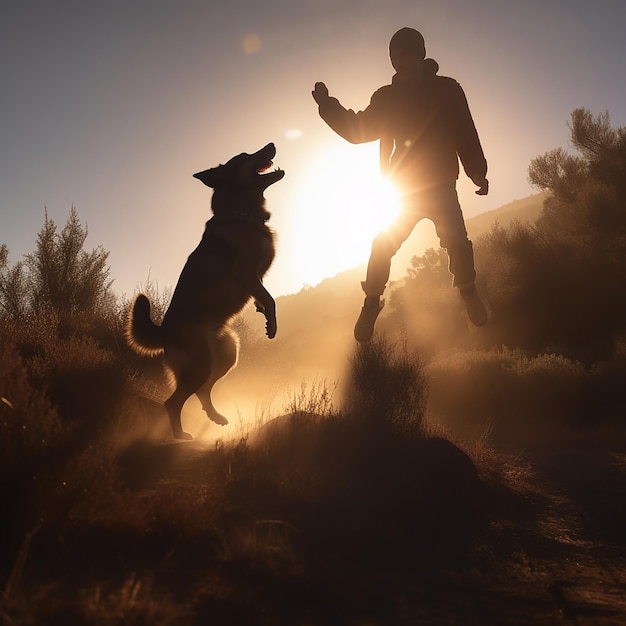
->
<box><xmin>126</xmin><ymin>143</ymin><xmax>284</xmax><ymax>439</ymax></box>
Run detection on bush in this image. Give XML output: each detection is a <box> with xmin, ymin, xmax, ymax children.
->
<box><xmin>426</xmin><ymin>347</ymin><xmax>589</xmax><ymax>440</ymax></box>
<box><xmin>0</xmin><ymin>340</ymin><xmax>66</xmax><ymax>569</ymax></box>
<box><xmin>344</xmin><ymin>333</ymin><xmax>428</xmax><ymax>438</ymax></box>
<box><xmin>0</xmin><ymin>341</ymin><xmax>63</xmax><ymax>476</ymax></box>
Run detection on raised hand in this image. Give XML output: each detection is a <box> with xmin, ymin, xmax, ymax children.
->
<box><xmin>312</xmin><ymin>82</ymin><xmax>329</xmax><ymax>104</ymax></box>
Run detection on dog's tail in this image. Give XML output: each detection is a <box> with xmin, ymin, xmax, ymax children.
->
<box><xmin>126</xmin><ymin>294</ymin><xmax>164</xmax><ymax>356</ymax></box>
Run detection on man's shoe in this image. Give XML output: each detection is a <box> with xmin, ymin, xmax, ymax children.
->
<box><xmin>354</xmin><ymin>299</ymin><xmax>384</xmax><ymax>342</ymax></box>
<box><xmin>461</xmin><ymin>287</ymin><xmax>488</xmax><ymax>326</ymax></box>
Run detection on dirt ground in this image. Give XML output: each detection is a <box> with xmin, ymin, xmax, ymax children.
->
<box><xmin>121</xmin><ymin>435</ymin><xmax>626</xmax><ymax>625</ymax></box>
<box><xmin>4</xmin><ymin>432</ymin><xmax>626</xmax><ymax>625</ymax></box>
<box><xmin>313</xmin><ymin>441</ymin><xmax>626</xmax><ymax>625</ymax></box>
<box><xmin>495</xmin><ymin>441</ymin><xmax>626</xmax><ymax>625</ymax></box>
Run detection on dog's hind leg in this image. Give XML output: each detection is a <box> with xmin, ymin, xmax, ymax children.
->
<box><xmin>164</xmin><ymin>390</ymin><xmax>194</xmax><ymax>440</ymax></box>
<box><xmin>195</xmin><ymin>328</ymin><xmax>239</xmax><ymax>427</ymax></box>
<box><xmin>164</xmin><ymin>341</ymin><xmax>213</xmax><ymax>440</ymax></box>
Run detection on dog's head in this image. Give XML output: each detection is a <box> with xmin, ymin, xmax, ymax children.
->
<box><xmin>193</xmin><ymin>143</ymin><xmax>285</xmax><ymax>193</ymax></box>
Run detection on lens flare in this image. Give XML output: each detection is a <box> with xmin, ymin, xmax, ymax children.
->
<box><xmin>242</xmin><ymin>33</ymin><xmax>262</xmax><ymax>54</ymax></box>
<box><xmin>285</xmin><ymin>128</ymin><xmax>302</xmax><ymax>140</ymax></box>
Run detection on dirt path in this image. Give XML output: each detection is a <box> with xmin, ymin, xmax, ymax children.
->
<box><xmin>513</xmin><ymin>444</ymin><xmax>626</xmax><ymax>625</ymax></box>
<box><xmin>114</xmin><ymin>437</ymin><xmax>626</xmax><ymax>625</ymax></box>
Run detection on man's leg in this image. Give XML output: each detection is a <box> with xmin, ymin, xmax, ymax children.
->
<box><xmin>429</xmin><ymin>186</ymin><xmax>488</xmax><ymax>326</ymax></box>
<box><xmin>355</xmin><ymin>208</ymin><xmax>421</xmax><ymax>341</ymax></box>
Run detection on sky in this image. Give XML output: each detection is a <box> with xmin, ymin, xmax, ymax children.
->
<box><xmin>2</xmin><ymin>0</ymin><xmax>626</xmax><ymax>299</ymax></box>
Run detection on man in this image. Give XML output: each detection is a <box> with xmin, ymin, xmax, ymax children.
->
<box><xmin>312</xmin><ymin>27</ymin><xmax>489</xmax><ymax>342</ymax></box>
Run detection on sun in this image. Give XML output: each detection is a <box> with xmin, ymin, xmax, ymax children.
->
<box><xmin>293</xmin><ymin>141</ymin><xmax>401</xmax><ymax>287</ymax></box>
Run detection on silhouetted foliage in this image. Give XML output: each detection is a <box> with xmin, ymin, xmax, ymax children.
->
<box><xmin>0</xmin><ymin>340</ymin><xmax>68</xmax><ymax>568</ymax></box>
<box><xmin>0</xmin><ymin>209</ymin><xmax>131</xmax><ymax>438</ymax></box>
<box><xmin>514</xmin><ymin>108</ymin><xmax>626</xmax><ymax>360</ymax></box>
<box><xmin>393</xmin><ymin>108</ymin><xmax>626</xmax><ymax>365</ymax></box>
<box><xmin>0</xmin><ymin>244</ymin><xmax>28</xmax><ymax>319</ymax></box>
<box><xmin>26</xmin><ymin>207</ymin><xmax>115</xmax><ymax>319</ymax></box>
<box><xmin>426</xmin><ymin>347</ymin><xmax>589</xmax><ymax>439</ymax></box>
<box><xmin>529</xmin><ymin>109</ymin><xmax>626</xmax><ymax>205</ymax></box>
<box><xmin>0</xmin><ymin>207</ymin><xmax>116</xmax><ymax>334</ymax></box>
<box><xmin>346</xmin><ymin>333</ymin><xmax>427</xmax><ymax>437</ymax></box>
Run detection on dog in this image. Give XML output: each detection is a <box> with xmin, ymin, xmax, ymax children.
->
<box><xmin>126</xmin><ymin>143</ymin><xmax>285</xmax><ymax>439</ymax></box>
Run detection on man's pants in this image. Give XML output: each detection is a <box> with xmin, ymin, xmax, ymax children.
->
<box><xmin>362</xmin><ymin>184</ymin><xmax>476</xmax><ymax>298</ymax></box>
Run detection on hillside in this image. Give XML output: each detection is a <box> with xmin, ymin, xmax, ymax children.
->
<box><xmin>465</xmin><ymin>192</ymin><xmax>547</xmax><ymax>239</ymax></box>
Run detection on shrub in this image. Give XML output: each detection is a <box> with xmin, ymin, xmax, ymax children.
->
<box><xmin>344</xmin><ymin>333</ymin><xmax>428</xmax><ymax>438</ymax></box>
<box><xmin>0</xmin><ymin>340</ymin><xmax>66</xmax><ymax>569</ymax></box>
<box><xmin>426</xmin><ymin>347</ymin><xmax>589</xmax><ymax>439</ymax></box>
<box><xmin>27</xmin><ymin>332</ymin><xmax>126</xmax><ymax>434</ymax></box>
<box><xmin>0</xmin><ymin>341</ymin><xmax>63</xmax><ymax>477</ymax></box>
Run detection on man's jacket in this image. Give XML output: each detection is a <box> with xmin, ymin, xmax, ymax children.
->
<box><xmin>316</xmin><ymin>59</ymin><xmax>487</xmax><ymax>193</ymax></box>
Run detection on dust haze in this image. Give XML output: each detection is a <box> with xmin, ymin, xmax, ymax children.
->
<box><xmin>190</xmin><ymin>191</ymin><xmax>551</xmax><ymax>443</ymax></box>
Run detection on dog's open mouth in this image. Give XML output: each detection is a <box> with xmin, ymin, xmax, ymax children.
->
<box><xmin>257</xmin><ymin>161</ymin><xmax>275</xmax><ymax>174</ymax></box>
<box><xmin>257</xmin><ymin>161</ymin><xmax>284</xmax><ymax>176</ymax></box>
<box><xmin>254</xmin><ymin>144</ymin><xmax>284</xmax><ymax>179</ymax></box>
<box><xmin>256</xmin><ymin>155</ymin><xmax>285</xmax><ymax>188</ymax></box>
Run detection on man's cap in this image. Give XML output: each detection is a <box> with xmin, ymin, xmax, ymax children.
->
<box><xmin>389</xmin><ymin>27</ymin><xmax>426</xmax><ymax>60</ymax></box>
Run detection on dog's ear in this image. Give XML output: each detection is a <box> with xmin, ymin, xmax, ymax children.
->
<box><xmin>193</xmin><ymin>165</ymin><xmax>224</xmax><ymax>188</ymax></box>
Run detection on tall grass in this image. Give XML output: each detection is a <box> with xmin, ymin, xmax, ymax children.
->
<box><xmin>344</xmin><ymin>332</ymin><xmax>428</xmax><ymax>438</ymax></box>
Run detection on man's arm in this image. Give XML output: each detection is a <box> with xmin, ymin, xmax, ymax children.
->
<box><xmin>312</xmin><ymin>82</ymin><xmax>382</xmax><ymax>144</ymax></box>
<box><xmin>450</xmin><ymin>82</ymin><xmax>489</xmax><ymax>195</ymax></box>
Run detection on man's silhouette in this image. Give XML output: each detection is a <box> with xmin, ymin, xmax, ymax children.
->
<box><xmin>312</xmin><ymin>27</ymin><xmax>489</xmax><ymax>342</ymax></box>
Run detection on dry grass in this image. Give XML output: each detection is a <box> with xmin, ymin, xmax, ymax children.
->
<box><xmin>2</xmin><ymin>327</ymin><xmax>626</xmax><ymax>624</ymax></box>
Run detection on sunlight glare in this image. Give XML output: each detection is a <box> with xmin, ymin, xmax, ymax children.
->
<box><xmin>293</xmin><ymin>143</ymin><xmax>401</xmax><ymax>287</ymax></box>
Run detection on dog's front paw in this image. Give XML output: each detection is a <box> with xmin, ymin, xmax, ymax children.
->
<box><xmin>266</xmin><ymin>318</ymin><xmax>277</xmax><ymax>339</ymax></box>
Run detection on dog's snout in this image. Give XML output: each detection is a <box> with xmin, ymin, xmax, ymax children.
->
<box><xmin>259</xmin><ymin>142</ymin><xmax>276</xmax><ymax>159</ymax></box>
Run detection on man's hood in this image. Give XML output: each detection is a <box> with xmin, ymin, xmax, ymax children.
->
<box><xmin>391</xmin><ymin>57</ymin><xmax>439</xmax><ymax>87</ymax></box>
